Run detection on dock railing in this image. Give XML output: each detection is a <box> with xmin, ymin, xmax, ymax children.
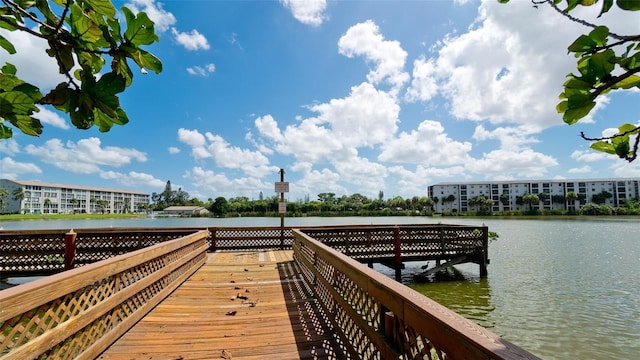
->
<box><xmin>0</xmin><ymin>230</ymin><xmax>208</xmax><ymax>360</ymax></box>
<box><xmin>293</xmin><ymin>228</ymin><xmax>539</xmax><ymax>360</ymax></box>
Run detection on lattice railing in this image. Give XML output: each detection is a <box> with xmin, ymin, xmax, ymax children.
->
<box><xmin>292</xmin><ymin>229</ymin><xmax>541</xmax><ymax>360</ymax></box>
<box><xmin>0</xmin><ymin>230</ymin><xmax>208</xmax><ymax>360</ymax></box>
<box><xmin>209</xmin><ymin>226</ymin><xmax>293</xmax><ymax>251</ymax></box>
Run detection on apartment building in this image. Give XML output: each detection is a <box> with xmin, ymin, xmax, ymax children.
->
<box><xmin>0</xmin><ymin>179</ymin><xmax>150</xmax><ymax>214</ymax></box>
<box><xmin>428</xmin><ymin>178</ymin><xmax>640</xmax><ymax>213</ymax></box>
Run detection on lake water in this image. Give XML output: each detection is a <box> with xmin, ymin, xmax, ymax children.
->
<box><xmin>1</xmin><ymin>216</ymin><xmax>639</xmax><ymax>359</ymax></box>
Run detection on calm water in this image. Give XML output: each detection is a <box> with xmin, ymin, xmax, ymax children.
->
<box><xmin>2</xmin><ymin>216</ymin><xmax>639</xmax><ymax>359</ymax></box>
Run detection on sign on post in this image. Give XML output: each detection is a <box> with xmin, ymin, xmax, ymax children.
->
<box><xmin>275</xmin><ymin>181</ymin><xmax>289</xmax><ymax>193</ymax></box>
<box><xmin>278</xmin><ymin>202</ymin><xmax>287</xmax><ymax>214</ymax></box>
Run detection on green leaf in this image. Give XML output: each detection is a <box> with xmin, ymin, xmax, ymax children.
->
<box><xmin>618</xmin><ymin>123</ymin><xmax>639</xmax><ymax>134</ymax></box>
<box><xmin>95</xmin><ymin>72</ymin><xmax>126</xmax><ymax>95</ymax></box>
<box><xmin>122</xmin><ymin>7</ymin><xmax>159</xmax><ymax>46</ymax></box>
<box><xmin>589</xmin><ymin>49</ymin><xmax>616</xmax><ymax>78</ymax></box>
<box><xmin>0</xmin><ymin>34</ymin><xmax>16</xmax><ymax>54</ymax></box>
<box><xmin>41</xmin><ymin>83</ymin><xmax>73</xmax><ymax>107</ymax></box>
<box><xmin>617</xmin><ymin>0</ymin><xmax>640</xmax><ymax>10</ymax></box>
<box><xmin>2</xmin><ymin>63</ymin><xmax>17</xmax><ymax>76</ymax></box>
<box><xmin>93</xmin><ymin>108</ymin><xmax>116</xmax><ymax>132</ymax></box>
<box><xmin>588</xmin><ymin>26</ymin><xmax>609</xmax><ymax>47</ymax></box>
<box><xmin>568</xmin><ymin>35</ymin><xmax>597</xmax><ymax>53</ymax></box>
<box><xmin>0</xmin><ymin>16</ymin><xmax>18</xmax><ymax>31</ymax></box>
<box><xmin>0</xmin><ymin>122</ymin><xmax>14</xmax><ymax>139</ymax></box>
<box><xmin>0</xmin><ymin>91</ymin><xmax>37</xmax><ymax>114</ymax></box>
<box><xmin>590</xmin><ymin>141</ymin><xmax>616</xmax><ymax>154</ymax></box>
<box><xmin>598</xmin><ymin>0</ymin><xmax>614</xmax><ymax>16</ymax></box>
<box><xmin>9</xmin><ymin>115</ymin><xmax>43</xmax><ymax>136</ymax></box>
<box><xmin>36</xmin><ymin>0</ymin><xmax>60</xmax><ymax>24</ymax></box>
<box><xmin>612</xmin><ymin>75</ymin><xmax>640</xmax><ymax>89</ymax></box>
<box><xmin>85</xmin><ymin>0</ymin><xmax>117</xmax><ymax>18</ymax></box>
<box><xmin>70</xmin><ymin>4</ymin><xmax>103</xmax><ymax>43</ymax></box>
<box><xmin>564</xmin><ymin>77</ymin><xmax>594</xmax><ymax>90</ymax></box>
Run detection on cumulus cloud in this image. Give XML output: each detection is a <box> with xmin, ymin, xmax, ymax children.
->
<box><xmin>178</xmin><ymin>128</ymin><xmax>278</xmax><ymax>178</ymax></box>
<box><xmin>100</xmin><ymin>171</ymin><xmax>166</xmax><ymax>188</ymax></box>
<box><xmin>467</xmin><ymin>148</ymin><xmax>558</xmax><ymax>178</ymax></box>
<box><xmin>0</xmin><ymin>157</ymin><xmax>42</xmax><ymax>179</ymax></box>
<box><xmin>0</xmin><ymin>29</ymin><xmax>63</xmax><ymax>90</ymax></box>
<box><xmin>168</xmin><ymin>147</ymin><xmax>181</xmax><ymax>154</ymax></box>
<box><xmin>24</xmin><ymin>138</ymin><xmax>147</xmax><ymax>174</ymax></box>
<box><xmin>186</xmin><ymin>63</ymin><xmax>216</xmax><ymax>76</ymax></box>
<box><xmin>125</xmin><ymin>0</ymin><xmax>177</xmax><ymax>33</ymax></box>
<box><xmin>0</xmin><ymin>139</ymin><xmax>20</xmax><ymax>156</ymax></box>
<box><xmin>186</xmin><ymin>166</ymin><xmax>270</xmax><ymax>197</ymax></box>
<box><xmin>571</xmin><ymin>150</ymin><xmax>607</xmax><ymax>163</ymax></box>
<box><xmin>568</xmin><ymin>166</ymin><xmax>592</xmax><ymax>174</ymax></box>
<box><xmin>256</xmin><ymin>82</ymin><xmax>400</xmax><ymax>166</ymax></box>
<box><xmin>281</xmin><ymin>0</ymin><xmax>327</xmax><ymax>27</ymax></box>
<box><xmin>172</xmin><ymin>28</ymin><xmax>210</xmax><ymax>51</ymax></box>
<box><xmin>338</xmin><ymin>21</ymin><xmax>409</xmax><ymax>94</ymax></box>
<box><xmin>34</xmin><ymin>106</ymin><xmax>69</xmax><ymax>130</ymax></box>
<box><xmin>379</xmin><ymin>120</ymin><xmax>473</xmax><ymax>165</ymax></box>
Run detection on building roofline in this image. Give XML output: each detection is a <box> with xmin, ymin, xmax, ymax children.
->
<box><xmin>1</xmin><ymin>179</ymin><xmax>149</xmax><ymax>196</ymax></box>
<box><xmin>429</xmin><ymin>177</ymin><xmax>640</xmax><ymax>187</ymax></box>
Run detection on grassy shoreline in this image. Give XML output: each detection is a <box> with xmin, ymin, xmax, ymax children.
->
<box><xmin>0</xmin><ymin>213</ymin><xmax>147</xmax><ymax>221</ymax></box>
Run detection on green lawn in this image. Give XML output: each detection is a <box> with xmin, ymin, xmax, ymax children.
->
<box><xmin>0</xmin><ymin>213</ymin><xmax>146</xmax><ymax>221</ymax></box>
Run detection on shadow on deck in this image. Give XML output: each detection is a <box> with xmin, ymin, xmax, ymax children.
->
<box><xmin>98</xmin><ymin>251</ymin><xmax>344</xmax><ymax>360</ymax></box>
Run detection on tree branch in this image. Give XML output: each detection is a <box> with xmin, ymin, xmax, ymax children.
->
<box><xmin>581</xmin><ymin>126</ymin><xmax>640</xmax><ymax>162</ymax></box>
<box><xmin>591</xmin><ymin>67</ymin><xmax>640</xmax><ymax>99</ymax></box>
<box><xmin>536</xmin><ymin>0</ymin><xmax>634</xmax><ymax>41</ymax></box>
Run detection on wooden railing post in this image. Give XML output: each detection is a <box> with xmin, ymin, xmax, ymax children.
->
<box><xmin>480</xmin><ymin>227</ymin><xmax>489</xmax><ymax>277</ymax></box>
<box><xmin>64</xmin><ymin>229</ymin><xmax>77</xmax><ymax>270</ymax></box>
<box><xmin>211</xmin><ymin>228</ymin><xmax>217</xmax><ymax>251</ymax></box>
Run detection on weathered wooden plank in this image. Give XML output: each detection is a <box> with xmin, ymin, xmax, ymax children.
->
<box><xmin>99</xmin><ymin>250</ymin><xmax>343</xmax><ymax>360</ymax></box>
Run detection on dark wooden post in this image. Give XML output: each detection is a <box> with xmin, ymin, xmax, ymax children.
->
<box><xmin>480</xmin><ymin>226</ymin><xmax>489</xmax><ymax>277</ymax></box>
<box><xmin>64</xmin><ymin>230</ymin><xmax>77</xmax><ymax>270</ymax></box>
<box><xmin>393</xmin><ymin>226</ymin><xmax>402</xmax><ymax>280</ymax></box>
<box><xmin>211</xmin><ymin>228</ymin><xmax>217</xmax><ymax>252</ymax></box>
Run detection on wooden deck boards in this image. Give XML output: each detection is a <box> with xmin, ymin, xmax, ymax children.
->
<box><xmin>99</xmin><ymin>251</ymin><xmax>345</xmax><ymax>360</ymax></box>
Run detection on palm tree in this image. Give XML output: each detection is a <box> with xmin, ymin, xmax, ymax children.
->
<box><xmin>44</xmin><ymin>198</ymin><xmax>51</xmax><ymax>213</ymax></box>
<box><xmin>12</xmin><ymin>186</ymin><xmax>24</xmax><ymax>202</ymax></box>
<box><xmin>0</xmin><ymin>188</ymin><xmax>8</xmax><ymax>213</ymax></box>
<box><xmin>522</xmin><ymin>193</ymin><xmax>540</xmax><ymax>211</ymax></box>
<box><xmin>69</xmin><ymin>198</ymin><xmax>80</xmax><ymax>213</ymax></box>
<box><xmin>566</xmin><ymin>191</ymin><xmax>578</xmax><ymax>210</ymax></box>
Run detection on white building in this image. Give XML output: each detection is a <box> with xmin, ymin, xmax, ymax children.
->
<box><xmin>428</xmin><ymin>178</ymin><xmax>640</xmax><ymax>213</ymax></box>
<box><xmin>162</xmin><ymin>206</ymin><xmax>210</xmax><ymax>216</ymax></box>
<box><xmin>0</xmin><ymin>179</ymin><xmax>150</xmax><ymax>214</ymax></box>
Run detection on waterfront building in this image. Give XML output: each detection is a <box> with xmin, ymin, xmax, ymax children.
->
<box><xmin>0</xmin><ymin>179</ymin><xmax>150</xmax><ymax>214</ymax></box>
<box><xmin>428</xmin><ymin>178</ymin><xmax>640</xmax><ymax>213</ymax></box>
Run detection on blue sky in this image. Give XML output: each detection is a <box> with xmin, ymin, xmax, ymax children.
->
<box><xmin>1</xmin><ymin>0</ymin><xmax>639</xmax><ymax>202</ymax></box>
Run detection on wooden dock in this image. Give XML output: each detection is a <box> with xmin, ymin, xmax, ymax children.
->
<box><xmin>99</xmin><ymin>250</ymin><xmax>345</xmax><ymax>360</ymax></box>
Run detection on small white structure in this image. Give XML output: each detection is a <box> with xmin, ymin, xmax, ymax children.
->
<box><xmin>162</xmin><ymin>206</ymin><xmax>210</xmax><ymax>216</ymax></box>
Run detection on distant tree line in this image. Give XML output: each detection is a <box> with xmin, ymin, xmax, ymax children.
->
<box><xmin>148</xmin><ymin>180</ymin><xmax>640</xmax><ymax>217</ymax></box>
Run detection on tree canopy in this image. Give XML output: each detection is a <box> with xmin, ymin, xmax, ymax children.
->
<box><xmin>0</xmin><ymin>0</ymin><xmax>162</xmax><ymax>139</ymax></box>
<box><xmin>500</xmin><ymin>0</ymin><xmax>640</xmax><ymax>161</ymax></box>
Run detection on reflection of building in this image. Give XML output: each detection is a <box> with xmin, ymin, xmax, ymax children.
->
<box><xmin>0</xmin><ymin>179</ymin><xmax>149</xmax><ymax>214</ymax></box>
<box><xmin>162</xmin><ymin>206</ymin><xmax>210</xmax><ymax>216</ymax></box>
<box><xmin>428</xmin><ymin>178</ymin><xmax>640</xmax><ymax>213</ymax></box>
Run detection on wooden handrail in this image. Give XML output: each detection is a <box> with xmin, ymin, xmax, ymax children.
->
<box><xmin>292</xmin><ymin>229</ymin><xmax>540</xmax><ymax>360</ymax></box>
<box><xmin>0</xmin><ymin>230</ymin><xmax>208</xmax><ymax>359</ymax></box>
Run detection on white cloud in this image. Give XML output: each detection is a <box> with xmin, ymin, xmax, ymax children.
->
<box><xmin>571</xmin><ymin>150</ymin><xmax>607</xmax><ymax>162</ymax></box>
<box><xmin>168</xmin><ymin>147</ymin><xmax>181</xmax><ymax>154</ymax></box>
<box><xmin>186</xmin><ymin>63</ymin><xmax>216</xmax><ymax>76</ymax></box>
<box><xmin>0</xmin><ymin>29</ymin><xmax>63</xmax><ymax>90</ymax></box>
<box><xmin>405</xmin><ymin>56</ymin><xmax>438</xmax><ymax>102</ymax></box>
<box><xmin>568</xmin><ymin>165</ymin><xmax>592</xmax><ymax>174</ymax></box>
<box><xmin>281</xmin><ymin>0</ymin><xmax>327</xmax><ymax>27</ymax></box>
<box><xmin>467</xmin><ymin>148</ymin><xmax>558</xmax><ymax>178</ymax></box>
<box><xmin>125</xmin><ymin>0</ymin><xmax>177</xmax><ymax>33</ymax></box>
<box><xmin>178</xmin><ymin>129</ymin><xmax>278</xmax><ymax>178</ymax></box>
<box><xmin>24</xmin><ymin>138</ymin><xmax>147</xmax><ymax>174</ymax></box>
<box><xmin>472</xmin><ymin>125</ymin><xmax>540</xmax><ymax>150</ymax></box>
<box><xmin>34</xmin><ymin>106</ymin><xmax>69</xmax><ymax>130</ymax></box>
<box><xmin>388</xmin><ymin>165</ymin><xmax>467</xmax><ymax>197</ymax></box>
<box><xmin>338</xmin><ymin>20</ymin><xmax>409</xmax><ymax>94</ymax></box>
<box><xmin>0</xmin><ymin>157</ymin><xmax>42</xmax><ymax>179</ymax></box>
<box><xmin>379</xmin><ymin>120</ymin><xmax>473</xmax><ymax>165</ymax></box>
<box><xmin>171</xmin><ymin>28</ymin><xmax>210</xmax><ymax>51</ymax></box>
<box><xmin>100</xmin><ymin>170</ymin><xmax>165</xmax><ymax>188</ymax></box>
<box><xmin>256</xmin><ymin>82</ymin><xmax>399</xmax><ymax>165</ymax></box>
<box><xmin>0</xmin><ymin>139</ymin><xmax>20</xmax><ymax>156</ymax></box>
<box><xmin>186</xmin><ymin>166</ymin><xmax>270</xmax><ymax>197</ymax></box>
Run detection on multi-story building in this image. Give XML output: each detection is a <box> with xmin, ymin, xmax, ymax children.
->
<box><xmin>428</xmin><ymin>178</ymin><xmax>640</xmax><ymax>213</ymax></box>
<box><xmin>0</xmin><ymin>179</ymin><xmax>150</xmax><ymax>214</ymax></box>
